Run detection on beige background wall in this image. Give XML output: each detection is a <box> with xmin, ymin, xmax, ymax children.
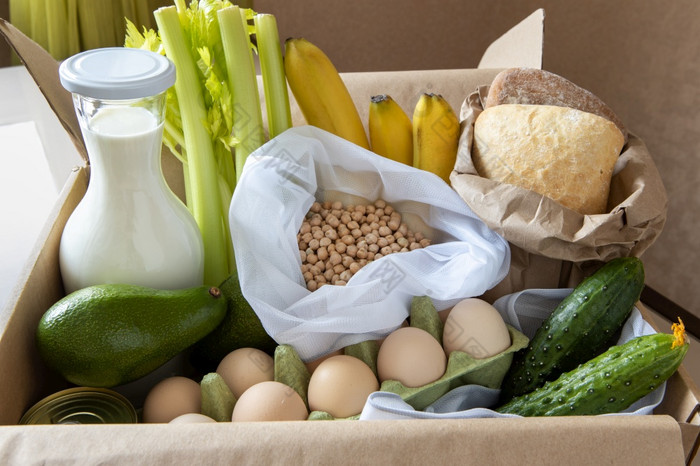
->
<box><xmin>1</xmin><ymin>0</ymin><xmax>699</xmax><ymax>317</ymax></box>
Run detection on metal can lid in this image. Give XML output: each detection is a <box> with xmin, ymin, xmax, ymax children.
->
<box><xmin>20</xmin><ymin>387</ymin><xmax>138</xmax><ymax>425</ymax></box>
<box><xmin>59</xmin><ymin>47</ymin><xmax>176</xmax><ymax>100</ymax></box>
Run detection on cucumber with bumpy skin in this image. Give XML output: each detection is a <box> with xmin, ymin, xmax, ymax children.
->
<box><xmin>497</xmin><ymin>320</ymin><xmax>688</xmax><ymax>416</ymax></box>
<box><xmin>499</xmin><ymin>257</ymin><xmax>645</xmax><ymax>403</ymax></box>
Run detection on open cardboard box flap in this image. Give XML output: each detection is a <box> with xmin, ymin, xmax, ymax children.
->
<box><xmin>1</xmin><ymin>9</ymin><xmax>699</xmax><ymax>465</ymax></box>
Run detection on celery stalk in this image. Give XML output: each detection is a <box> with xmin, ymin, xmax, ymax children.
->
<box><xmin>29</xmin><ymin>0</ymin><xmax>49</xmax><ymax>52</ymax></box>
<box><xmin>254</xmin><ymin>14</ymin><xmax>292</xmax><ymax>139</ymax></box>
<box><xmin>65</xmin><ymin>0</ymin><xmax>81</xmax><ymax>57</ymax></box>
<box><xmin>8</xmin><ymin>0</ymin><xmax>30</xmax><ymax>64</ymax></box>
<box><xmin>8</xmin><ymin>0</ymin><xmax>31</xmax><ymax>39</ymax></box>
<box><xmin>77</xmin><ymin>0</ymin><xmax>118</xmax><ymax>50</ymax></box>
<box><xmin>44</xmin><ymin>0</ymin><xmax>70</xmax><ymax>60</ymax></box>
<box><xmin>218</xmin><ymin>6</ymin><xmax>264</xmax><ymax>180</ymax></box>
<box><xmin>120</xmin><ymin>0</ymin><xmax>137</xmax><ymax>27</ymax></box>
<box><xmin>155</xmin><ymin>5</ymin><xmax>230</xmax><ymax>286</ymax></box>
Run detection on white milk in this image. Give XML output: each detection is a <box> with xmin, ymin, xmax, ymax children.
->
<box><xmin>59</xmin><ymin>106</ymin><xmax>204</xmax><ymax>293</ymax></box>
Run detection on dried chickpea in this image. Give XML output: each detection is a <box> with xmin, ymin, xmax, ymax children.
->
<box><xmin>297</xmin><ymin>199</ymin><xmax>432</xmax><ymax>291</ymax></box>
<box><xmin>329</xmin><ymin>252</ymin><xmax>342</xmax><ymax>266</ymax></box>
<box><xmin>378</xmin><ymin>226</ymin><xmax>392</xmax><ymax>237</ymax></box>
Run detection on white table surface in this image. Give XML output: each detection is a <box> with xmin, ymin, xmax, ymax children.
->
<box><xmin>0</xmin><ymin>66</ymin><xmax>82</xmax><ymax>311</ymax></box>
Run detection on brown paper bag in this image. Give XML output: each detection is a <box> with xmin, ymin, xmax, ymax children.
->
<box><xmin>451</xmin><ymin>86</ymin><xmax>668</xmax><ymax>302</ymax></box>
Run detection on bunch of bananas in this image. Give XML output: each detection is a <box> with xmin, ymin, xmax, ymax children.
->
<box><xmin>284</xmin><ymin>37</ymin><xmax>460</xmax><ymax>185</ymax></box>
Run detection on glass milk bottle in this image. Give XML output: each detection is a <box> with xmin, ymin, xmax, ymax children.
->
<box><xmin>58</xmin><ymin>48</ymin><xmax>204</xmax><ymax>293</ymax></box>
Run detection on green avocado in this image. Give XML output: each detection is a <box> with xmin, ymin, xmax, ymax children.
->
<box><xmin>190</xmin><ymin>270</ymin><xmax>278</xmax><ymax>372</ymax></box>
<box><xmin>36</xmin><ymin>284</ymin><xmax>227</xmax><ymax>388</ymax></box>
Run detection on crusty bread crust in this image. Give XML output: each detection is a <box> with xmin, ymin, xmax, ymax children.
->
<box><xmin>472</xmin><ymin>104</ymin><xmax>625</xmax><ymax>215</ymax></box>
<box><xmin>485</xmin><ymin>68</ymin><xmax>628</xmax><ymax>144</ymax></box>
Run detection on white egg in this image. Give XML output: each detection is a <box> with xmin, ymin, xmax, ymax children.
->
<box><xmin>307</xmin><ymin>355</ymin><xmax>378</xmax><ymax>418</ymax></box>
<box><xmin>442</xmin><ymin>298</ymin><xmax>511</xmax><ymax>359</ymax></box>
<box><xmin>142</xmin><ymin>376</ymin><xmax>201</xmax><ymax>423</ymax></box>
<box><xmin>231</xmin><ymin>381</ymin><xmax>308</xmax><ymax>422</ymax></box>
<box><xmin>169</xmin><ymin>413</ymin><xmax>217</xmax><ymax>424</ymax></box>
<box><xmin>377</xmin><ymin>327</ymin><xmax>446</xmax><ymax>388</ymax></box>
<box><xmin>216</xmin><ymin>348</ymin><xmax>274</xmax><ymax>398</ymax></box>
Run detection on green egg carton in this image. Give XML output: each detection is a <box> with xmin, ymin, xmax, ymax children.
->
<box><xmin>379</xmin><ymin>296</ymin><xmax>528</xmax><ymax>411</ymax></box>
<box><xmin>273</xmin><ymin>296</ymin><xmax>529</xmax><ymax>419</ymax></box>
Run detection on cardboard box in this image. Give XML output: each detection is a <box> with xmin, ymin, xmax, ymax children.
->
<box><xmin>1</xmin><ymin>9</ymin><xmax>699</xmax><ymax>465</ymax></box>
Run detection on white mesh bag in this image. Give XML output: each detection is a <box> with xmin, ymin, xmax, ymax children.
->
<box><xmin>229</xmin><ymin>126</ymin><xmax>510</xmax><ymax>361</ymax></box>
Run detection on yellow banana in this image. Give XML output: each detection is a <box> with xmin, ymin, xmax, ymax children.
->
<box><xmin>368</xmin><ymin>94</ymin><xmax>413</xmax><ymax>165</ymax></box>
<box><xmin>284</xmin><ymin>38</ymin><xmax>370</xmax><ymax>149</ymax></box>
<box><xmin>412</xmin><ymin>93</ymin><xmax>460</xmax><ymax>184</ymax></box>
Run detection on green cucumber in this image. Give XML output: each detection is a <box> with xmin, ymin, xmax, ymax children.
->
<box><xmin>499</xmin><ymin>257</ymin><xmax>645</xmax><ymax>403</ymax></box>
<box><xmin>497</xmin><ymin>322</ymin><xmax>689</xmax><ymax>416</ymax></box>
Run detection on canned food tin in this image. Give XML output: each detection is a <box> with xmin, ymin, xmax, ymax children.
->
<box><xmin>19</xmin><ymin>387</ymin><xmax>138</xmax><ymax>425</ymax></box>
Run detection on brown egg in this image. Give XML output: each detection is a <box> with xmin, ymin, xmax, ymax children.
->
<box><xmin>216</xmin><ymin>348</ymin><xmax>274</xmax><ymax>398</ymax></box>
<box><xmin>231</xmin><ymin>381</ymin><xmax>308</xmax><ymax>422</ymax></box>
<box><xmin>375</xmin><ymin>319</ymin><xmax>409</xmax><ymax>347</ymax></box>
<box><xmin>305</xmin><ymin>349</ymin><xmax>344</xmax><ymax>374</ymax></box>
<box><xmin>169</xmin><ymin>413</ymin><xmax>217</xmax><ymax>424</ymax></box>
<box><xmin>442</xmin><ymin>298</ymin><xmax>511</xmax><ymax>358</ymax></box>
<box><xmin>377</xmin><ymin>326</ymin><xmax>446</xmax><ymax>388</ymax></box>
<box><xmin>142</xmin><ymin>376</ymin><xmax>201</xmax><ymax>423</ymax></box>
<box><xmin>307</xmin><ymin>355</ymin><xmax>379</xmax><ymax>418</ymax></box>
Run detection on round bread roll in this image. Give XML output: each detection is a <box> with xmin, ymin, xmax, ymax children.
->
<box><xmin>472</xmin><ymin>104</ymin><xmax>625</xmax><ymax>215</ymax></box>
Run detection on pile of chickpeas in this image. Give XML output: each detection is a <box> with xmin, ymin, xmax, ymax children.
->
<box><xmin>297</xmin><ymin>199</ymin><xmax>431</xmax><ymax>291</ymax></box>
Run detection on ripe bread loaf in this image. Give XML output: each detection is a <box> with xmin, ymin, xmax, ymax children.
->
<box><xmin>485</xmin><ymin>68</ymin><xmax>628</xmax><ymax>144</ymax></box>
<box><xmin>472</xmin><ymin>104</ymin><xmax>625</xmax><ymax>215</ymax></box>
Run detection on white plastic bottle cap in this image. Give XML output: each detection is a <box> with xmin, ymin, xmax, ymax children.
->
<box><xmin>59</xmin><ymin>47</ymin><xmax>176</xmax><ymax>100</ymax></box>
